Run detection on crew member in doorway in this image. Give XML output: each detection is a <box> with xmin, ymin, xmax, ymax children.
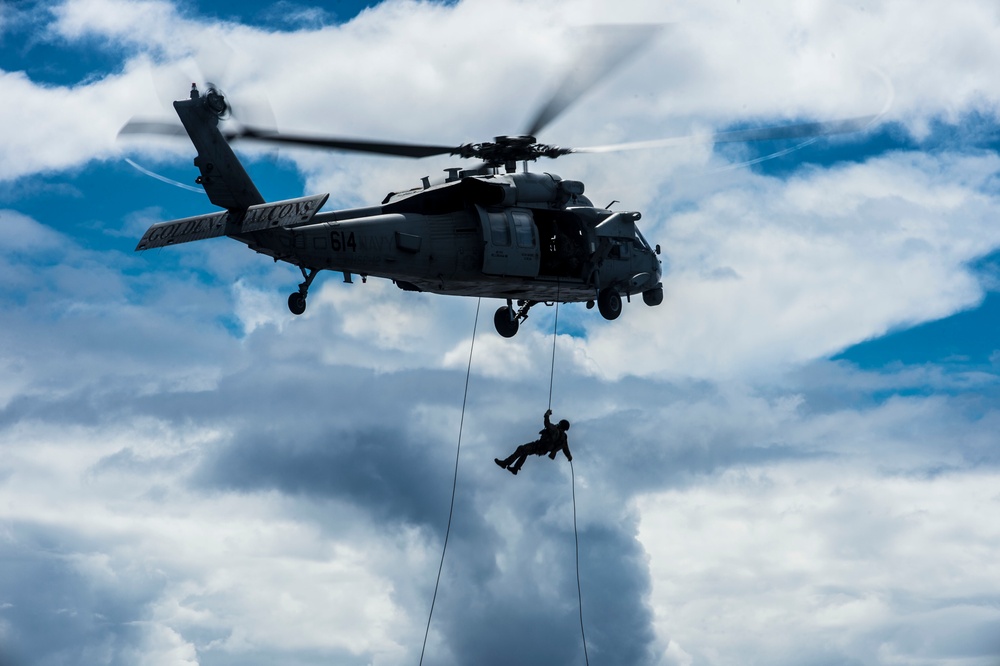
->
<box><xmin>495</xmin><ymin>409</ymin><xmax>572</xmax><ymax>475</ymax></box>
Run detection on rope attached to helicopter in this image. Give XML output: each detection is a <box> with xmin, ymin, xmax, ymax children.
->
<box><xmin>570</xmin><ymin>457</ymin><xmax>590</xmax><ymax>666</ymax></box>
<box><xmin>419</xmin><ymin>298</ymin><xmax>481</xmax><ymax>666</ymax></box>
<box><xmin>420</xmin><ymin>295</ymin><xmax>590</xmax><ymax>666</ymax></box>
<box><xmin>547</xmin><ymin>285</ymin><xmax>592</xmax><ymax>666</ymax></box>
<box><xmin>547</xmin><ymin>285</ymin><xmax>560</xmax><ymax>412</ymax></box>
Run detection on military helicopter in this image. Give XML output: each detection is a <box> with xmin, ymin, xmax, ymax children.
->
<box><xmin>124</xmin><ymin>36</ymin><xmax>879</xmax><ymax>337</ymax></box>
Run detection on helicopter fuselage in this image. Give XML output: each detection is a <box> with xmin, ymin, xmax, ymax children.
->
<box><xmin>230</xmin><ymin>170</ymin><xmax>662</xmax><ymax>307</ymax></box>
<box><xmin>133</xmin><ymin>89</ymin><xmax>664</xmax><ymax>337</ymax></box>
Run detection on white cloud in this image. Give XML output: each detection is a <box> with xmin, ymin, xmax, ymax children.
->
<box><xmin>0</xmin><ymin>408</ymin><xmax>444</xmax><ymax>662</ymax></box>
<box><xmin>638</xmin><ymin>463</ymin><xmax>1000</xmax><ymax>666</ymax></box>
<box><xmin>4</xmin><ymin>0</ymin><xmax>998</xmax><ymax>184</ymax></box>
<box><xmin>578</xmin><ymin>151</ymin><xmax>1000</xmax><ymax>381</ymax></box>
<box><xmin>2</xmin><ymin>2</ymin><xmax>1000</xmax><ymax>665</ymax></box>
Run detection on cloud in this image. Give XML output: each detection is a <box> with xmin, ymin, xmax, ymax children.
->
<box><xmin>2</xmin><ymin>1</ymin><xmax>1000</xmax><ymax>665</ymax></box>
<box><xmin>638</xmin><ymin>462</ymin><xmax>1000</xmax><ymax>666</ymax></box>
<box><xmin>1</xmin><ymin>222</ymin><xmax>998</xmax><ymax>665</ymax></box>
<box><xmin>7</xmin><ymin>0</ymin><xmax>996</xmax><ymax>187</ymax></box>
<box><xmin>579</xmin><ymin>151</ymin><xmax>1000</xmax><ymax>381</ymax></box>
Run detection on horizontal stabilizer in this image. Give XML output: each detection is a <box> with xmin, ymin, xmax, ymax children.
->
<box><xmin>240</xmin><ymin>193</ymin><xmax>329</xmax><ymax>233</ymax></box>
<box><xmin>135</xmin><ymin>210</ymin><xmax>233</xmax><ymax>250</ymax></box>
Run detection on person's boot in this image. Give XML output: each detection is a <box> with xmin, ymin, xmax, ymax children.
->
<box><xmin>508</xmin><ymin>466</ymin><xmax>519</xmax><ymax>475</ymax></box>
<box><xmin>494</xmin><ymin>458</ymin><xmax>506</xmax><ymax>469</ymax></box>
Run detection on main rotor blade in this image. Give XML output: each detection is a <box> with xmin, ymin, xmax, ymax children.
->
<box><xmin>118</xmin><ymin>118</ymin><xmax>458</xmax><ymax>159</ymax></box>
<box><xmin>571</xmin><ymin>114</ymin><xmax>879</xmax><ymax>154</ymax></box>
<box><xmin>232</xmin><ymin>127</ymin><xmax>459</xmax><ymax>158</ymax></box>
<box><xmin>524</xmin><ymin>23</ymin><xmax>664</xmax><ymax>138</ymax></box>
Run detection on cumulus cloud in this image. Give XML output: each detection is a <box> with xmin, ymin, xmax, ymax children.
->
<box><xmin>580</xmin><ymin>151</ymin><xmax>1000</xmax><ymax>381</ymax></box>
<box><xmin>638</xmin><ymin>461</ymin><xmax>1000</xmax><ymax>666</ymax></box>
<box><xmin>1</xmin><ymin>1</ymin><xmax>1000</xmax><ymax>665</ymax></box>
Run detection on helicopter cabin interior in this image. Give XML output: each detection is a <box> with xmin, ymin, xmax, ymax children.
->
<box><xmin>476</xmin><ymin>205</ymin><xmax>593</xmax><ymax>281</ymax></box>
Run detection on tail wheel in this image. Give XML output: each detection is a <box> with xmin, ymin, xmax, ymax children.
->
<box><xmin>494</xmin><ymin>306</ymin><xmax>519</xmax><ymax>338</ymax></box>
<box><xmin>288</xmin><ymin>292</ymin><xmax>307</xmax><ymax>315</ymax></box>
<box><xmin>598</xmin><ymin>288</ymin><xmax>622</xmax><ymax>320</ymax></box>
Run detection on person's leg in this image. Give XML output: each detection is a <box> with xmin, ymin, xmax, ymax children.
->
<box><xmin>509</xmin><ymin>443</ymin><xmax>536</xmax><ymax>474</ymax></box>
<box><xmin>497</xmin><ymin>443</ymin><xmax>531</xmax><ymax>467</ymax></box>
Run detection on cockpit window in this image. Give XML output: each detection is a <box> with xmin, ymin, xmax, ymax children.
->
<box><xmin>609</xmin><ymin>240</ymin><xmax>632</xmax><ymax>260</ymax></box>
<box><xmin>636</xmin><ymin>229</ymin><xmax>654</xmax><ymax>252</ymax></box>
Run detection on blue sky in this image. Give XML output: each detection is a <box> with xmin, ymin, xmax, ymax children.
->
<box><xmin>2</xmin><ymin>2</ymin><xmax>1000</xmax><ymax>666</ymax></box>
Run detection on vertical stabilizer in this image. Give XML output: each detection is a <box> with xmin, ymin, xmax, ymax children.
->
<box><xmin>174</xmin><ymin>88</ymin><xmax>265</xmax><ymax>212</ymax></box>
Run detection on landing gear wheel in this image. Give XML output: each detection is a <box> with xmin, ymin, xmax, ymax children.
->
<box><xmin>494</xmin><ymin>306</ymin><xmax>519</xmax><ymax>338</ymax></box>
<box><xmin>288</xmin><ymin>292</ymin><xmax>307</xmax><ymax>315</ymax></box>
<box><xmin>598</xmin><ymin>288</ymin><xmax>622</xmax><ymax>320</ymax></box>
<box><xmin>288</xmin><ymin>266</ymin><xmax>319</xmax><ymax>316</ymax></box>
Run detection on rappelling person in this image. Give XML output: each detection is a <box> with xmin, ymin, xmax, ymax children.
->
<box><xmin>494</xmin><ymin>409</ymin><xmax>572</xmax><ymax>475</ymax></box>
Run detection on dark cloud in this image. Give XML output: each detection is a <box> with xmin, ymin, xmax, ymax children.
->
<box><xmin>197</xmin><ymin>645</ymin><xmax>371</xmax><ymax>666</ymax></box>
<box><xmin>423</xmin><ymin>494</ymin><xmax>658</xmax><ymax>666</ymax></box>
<box><xmin>197</xmin><ymin>423</ymin><xmax>464</xmax><ymax>530</ymax></box>
<box><xmin>158</xmin><ymin>343</ymin><xmax>667</xmax><ymax>665</ymax></box>
<box><xmin>0</xmin><ymin>523</ymin><xmax>163</xmax><ymax>666</ymax></box>
<box><xmin>885</xmin><ymin>608</ymin><xmax>1000</xmax><ymax>661</ymax></box>
<box><xmin>573</xmin><ymin>521</ymin><xmax>659</xmax><ymax>666</ymax></box>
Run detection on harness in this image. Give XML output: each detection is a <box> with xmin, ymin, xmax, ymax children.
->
<box><xmin>535</xmin><ymin>427</ymin><xmax>566</xmax><ymax>455</ymax></box>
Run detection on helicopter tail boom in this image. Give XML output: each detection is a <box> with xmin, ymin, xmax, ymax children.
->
<box><xmin>135</xmin><ymin>193</ymin><xmax>329</xmax><ymax>251</ymax></box>
<box><xmin>133</xmin><ymin>85</ymin><xmax>331</xmax><ymax>251</ymax></box>
<box><xmin>173</xmin><ymin>87</ymin><xmax>265</xmax><ymax>212</ymax></box>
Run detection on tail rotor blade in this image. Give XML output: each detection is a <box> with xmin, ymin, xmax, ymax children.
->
<box><xmin>118</xmin><ymin>119</ymin><xmax>188</xmax><ymax>138</ymax></box>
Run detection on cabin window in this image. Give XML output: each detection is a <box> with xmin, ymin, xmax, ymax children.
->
<box><xmin>489</xmin><ymin>211</ymin><xmax>510</xmax><ymax>246</ymax></box>
<box><xmin>511</xmin><ymin>211</ymin><xmax>535</xmax><ymax>248</ymax></box>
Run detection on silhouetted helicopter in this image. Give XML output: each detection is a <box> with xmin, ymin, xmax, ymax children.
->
<box><xmin>123</xmin><ymin>31</ymin><xmax>878</xmax><ymax>337</ymax></box>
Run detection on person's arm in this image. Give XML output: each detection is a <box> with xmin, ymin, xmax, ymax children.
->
<box><xmin>548</xmin><ymin>435</ymin><xmax>572</xmax><ymax>461</ymax></box>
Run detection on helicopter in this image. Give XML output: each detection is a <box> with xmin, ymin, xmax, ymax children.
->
<box><xmin>125</xmin><ymin>38</ymin><xmax>880</xmax><ymax>338</ymax></box>
<box><xmin>128</xmin><ymin>83</ymin><xmax>670</xmax><ymax>337</ymax></box>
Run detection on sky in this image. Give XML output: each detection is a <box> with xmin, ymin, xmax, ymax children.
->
<box><xmin>1</xmin><ymin>1</ymin><xmax>999</xmax><ymax>665</ymax></box>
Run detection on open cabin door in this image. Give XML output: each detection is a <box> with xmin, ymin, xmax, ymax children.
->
<box><xmin>477</xmin><ymin>206</ymin><xmax>540</xmax><ymax>277</ymax></box>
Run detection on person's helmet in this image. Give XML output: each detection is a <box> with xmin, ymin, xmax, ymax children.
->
<box><xmin>558</xmin><ymin>419</ymin><xmax>570</xmax><ymax>430</ymax></box>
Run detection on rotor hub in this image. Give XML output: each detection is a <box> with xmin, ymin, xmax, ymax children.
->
<box><xmin>205</xmin><ymin>89</ymin><xmax>229</xmax><ymax>118</ymax></box>
<box><xmin>189</xmin><ymin>83</ymin><xmax>230</xmax><ymax>119</ymax></box>
<box><xmin>455</xmin><ymin>135</ymin><xmax>572</xmax><ymax>170</ymax></box>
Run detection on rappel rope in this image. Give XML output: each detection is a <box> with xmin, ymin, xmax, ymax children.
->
<box><xmin>547</xmin><ymin>299</ymin><xmax>559</xmax><ymax>412</ymax></box>
<box><xmin>419</xmin><ymin>298</ymin><xmax>480</xmax><ymax>666</ymax></box>
<box><xmin>420</xmin><ymin>294</ymin><xmax>589</xmax><ymax>666</ymax></box>
<box><xmin>571</xmin><ymin>458</ymin><xmax>590</xmax><ymax>666</ymax></box>
<box><xmin>549</xmin><ymin>288</ymin><xmax>591</xmax><ymax>666</ymax></box>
